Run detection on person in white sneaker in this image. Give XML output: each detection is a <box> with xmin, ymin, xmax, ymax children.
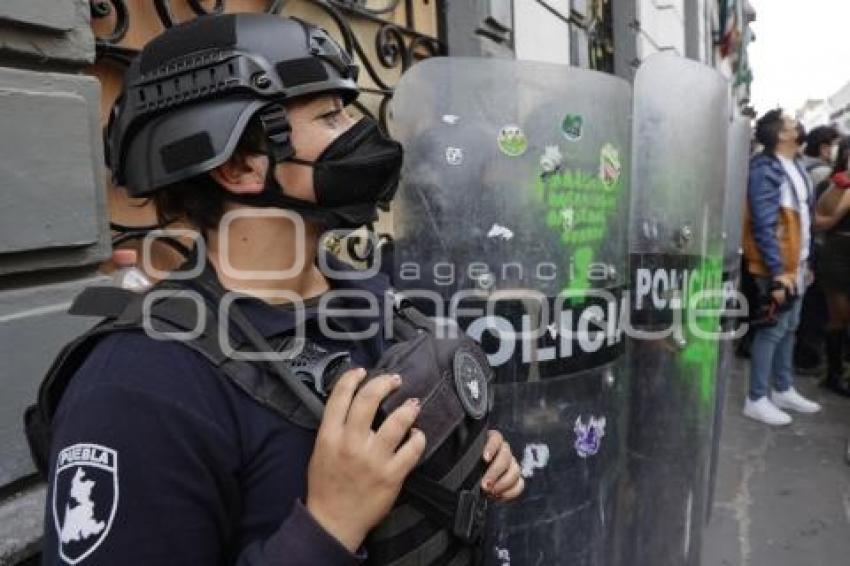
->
<box><xmin>742</xmin><ymin>110</ymin><xmax>822</xmax><ymax>426</ymax></box>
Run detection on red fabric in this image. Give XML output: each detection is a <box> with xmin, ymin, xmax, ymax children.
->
<box><xmin>831</xmin><ymin>172</ymin><xmax>850</xmax><ymax>189</ymax></box>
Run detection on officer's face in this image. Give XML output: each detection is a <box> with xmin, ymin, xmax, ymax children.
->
<box><xmin>275</xmin><ymin>94</ymin><xmax>357</xmax><ymax>202</ymax></box>
<box><xmin>210</xmin><ymin>94</ymin><xmax>356</xmax><ymax>206</ymax></box>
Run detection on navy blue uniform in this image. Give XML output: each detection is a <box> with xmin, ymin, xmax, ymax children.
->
<box><xmin>43</xmin><ymin>262</ymin><xmax>391</xmax><ymax>565</ymax></box>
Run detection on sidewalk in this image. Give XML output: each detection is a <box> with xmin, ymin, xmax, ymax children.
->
<box><xmin>702</xmin><ymin>360</ymin><xmax>850</xmax><ymax>566</ymax></box>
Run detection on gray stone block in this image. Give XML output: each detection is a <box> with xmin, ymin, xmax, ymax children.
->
<box><xmin>0</xmin><ymin>0</ymin><xmax>76</xmax><ymax>32</ymax></box>
<box><xmin>0</xmin><ymin>90</ymin><xmax>99</xmax><ymax>254</ymax></box>
<box><xmin>0</xmin><ymin>0</ymin><xmax>94</xmax><ymax>66</ymax></box>
<box><xmin>0</xmin><ymin>274</ymin><xmax>109</xmax><ymax>488</ymax></box>
<box><xmin>0</xmin><ymin>67</ymin><xmax>110</xmax><ymax>276</ymax></box>
<box><xmin>0</xmin><ymin>483</ymin><xmax>45</xmax><ymax>565</ymax></box>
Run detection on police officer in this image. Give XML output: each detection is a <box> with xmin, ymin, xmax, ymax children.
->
<box><xmin>43</xmin><ymin>13</ymin><xmax>523</xmax><ymax>565</ymax></box>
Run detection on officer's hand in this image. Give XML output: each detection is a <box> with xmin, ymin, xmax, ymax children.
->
<box><xmin>481</xmin><ymin>430</ymin><xmax>524</xmax><ymax>501</ymax></box>
<box><xmin>306</xmin><ymin>368</ymin><xmax>426</xmax><ymax>553</ymax></box>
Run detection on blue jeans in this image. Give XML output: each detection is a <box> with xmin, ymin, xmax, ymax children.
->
<box><xmin>749</xmin><ymin>298</ymin><xmax>803</xmax><ymax>401</ymax></box>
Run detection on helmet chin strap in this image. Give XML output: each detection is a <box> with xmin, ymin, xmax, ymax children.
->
<box><xmin>223</xmin><ymin>148</ymin><xmax>333</xmax><ymax>227</ymax></box>
<box><xmin>223</xmin><ymin>103</ymin><xmax>334</xmax><ymax>224</ymax></box>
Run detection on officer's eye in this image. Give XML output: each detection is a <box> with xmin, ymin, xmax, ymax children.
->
<box><xmin>325</xmin><ymin>112</ymin><xmax>341</xmax><ymax>127</ymax></box>
<box><xmin>316</xmin><ymin>108</ymin><xmax>344</xmax><ymax>128</ymax></box>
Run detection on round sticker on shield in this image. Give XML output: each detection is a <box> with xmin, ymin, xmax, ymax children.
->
<box><xmin>497</xmin><ymin>124</ymin><xmax>528</xmax><ymax>157</ymax></box>
<box><xmin>561</xmin><ymin>113</ymin><xmax>584</xmax><ymax>141</ymax></box>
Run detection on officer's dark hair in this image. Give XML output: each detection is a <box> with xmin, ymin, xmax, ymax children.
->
<box><xmin>152</xmin><ymin>117</ymin><xmax>268</xmax><ymax>235</ymax></box>
<box><xmin>804</xmin><ymin>125</ymin><xmax>839</xmax><ymax>158</ymax></box>
<box><xmin>755</xmin><ymin>108</ymin><xmax>785</xmax><ymax>155</ymax></box>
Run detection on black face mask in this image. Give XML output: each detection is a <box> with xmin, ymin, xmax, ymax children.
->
<box><xmin>231</xmin><ymin>117</ymin><xmax>403</xmax><ymax>230</ymax></box>
<box><xmin>292</xmin><ymin>117</ymin><xmax>403</xmax><ymax>210</ymax></box>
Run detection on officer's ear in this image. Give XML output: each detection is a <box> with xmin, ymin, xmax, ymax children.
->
<box><xmin>209</xmin><ymin>151</ymin><xmax>267</xmax><ymax>195</ymax></box>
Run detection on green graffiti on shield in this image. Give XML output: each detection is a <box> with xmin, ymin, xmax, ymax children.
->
<box><xmin>678</xmin><ymin>255</ymin><xmax>724</xmax><ymax>407</ymax></box>
<box><xmin>536</xmin><ymin>167</ymin><xmax>624</xmax><ymax>294</ymax></box>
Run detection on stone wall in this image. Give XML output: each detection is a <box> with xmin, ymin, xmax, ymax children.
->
<box><xmin>0</xmin><ymin>1</ymin><xmax>110</xmax><ymax>564</ymax></box>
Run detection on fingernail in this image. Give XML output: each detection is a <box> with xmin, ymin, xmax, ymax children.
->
<box><xmin>484</xmin><ymin>451</ymin><xmax>492</xmax><ymax>462</ymax></box>
<box><xmin>407</xmin><ymin>398</ymin><xmax>420</xmax><ymax>408</ymax></box>
<box><xmin>355</xmin><ymin>368</ymin><xmax>367</xmax><ymax>378</ymax></box>
<box><xmin>482</xmin><ymin>479</ymin><xmax>492</xmax><ymax>490</ymax></box>
<box><xmin>392</xmin><ymin>374</ymin><xmax>402</xmax><ymax>384</ymax></box>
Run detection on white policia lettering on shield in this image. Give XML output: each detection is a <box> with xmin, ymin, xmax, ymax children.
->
<box><xmin>53</xmin><ymin>443</ymin><xmax>119</xmax><ymax>565</ymax></box>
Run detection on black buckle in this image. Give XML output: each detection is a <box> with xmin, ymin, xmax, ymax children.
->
<box><xmin>258</xmin><ymin>104</ymin><xmax>295</xmax><ymax>162</ymax></box>
<box><xmin>453</xmin><ymin>487</ymin><xmax>488</xmax><ymax>543</ymax></box>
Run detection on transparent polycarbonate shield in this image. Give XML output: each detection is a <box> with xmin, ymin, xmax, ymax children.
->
<box><xmin>706</xmin><ymin>116</ymin><xmax>752</xmax><ymax>519</ymax></box>
<box><xmin>618</xmin><ymin>53</ymin><xmax>730</xmax><ymax>566</ymax></box>
<box><xmin>389</xmin><ymin>57</ymin><xmax>631</xmax><ymax>297</ymax></box>
<box><xmin>389</xmin><ymin>57</ymin><xmax>631</xmax><ymax>566</ymax></box>
<box><xmin>721</xmin><ymin>117</ymin><xmax>752</xmax><ymax>270</ymax></box>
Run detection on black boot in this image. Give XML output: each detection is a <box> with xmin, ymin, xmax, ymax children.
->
<box><xmin>823</xmin><ymin>330</ymin><xmax>850</xmax><ymax>397</ymax></box>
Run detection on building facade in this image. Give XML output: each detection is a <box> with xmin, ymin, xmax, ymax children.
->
<box><xmin>447</xmin><ymin>0</ymin><xmax>754</xmax><ymax>113</ymax></box>
<box><xmin>796</xmin><ymin>80</ymin><xmax>850</xmax><ymax>135</ymax></box>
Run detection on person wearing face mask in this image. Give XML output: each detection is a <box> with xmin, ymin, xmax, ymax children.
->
<box><xmin>29</xmin><ymin>14</ymin><xmax>523</xmax><ymax>566</ymax></box>
<box><xmin>793</xmin><ymin>126</ymin><xmax>841</xmax><ymax>376</ymax></box>
<box><xmin>802</xmin><ymin>126</ymin><xmax>841</xmax><ymax>192</ymax></box>
<box><xmin>742</xmin><ymin>109</ymin><xmax>822</xmax><ymax>425</ymax></box>
<box><xmin>813</xmin><ymin>136</ymin><xmax>850</xmax><ymax>397</ymax></box>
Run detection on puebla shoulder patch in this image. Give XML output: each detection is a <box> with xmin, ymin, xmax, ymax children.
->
<box><xmin>53</xmin><ymin>443</ymin><xmax>119</xmax><ymax>564</ymax></box>
<box><xmin>453</xmin><ymin>349</ymin><xmax>489</xmax><ymax>420</ymax></box>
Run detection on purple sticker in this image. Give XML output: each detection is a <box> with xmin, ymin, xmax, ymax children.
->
<box><xmin>574</xmin><ymin>415</ymin><xmax>606</xmax><ymax>458</ymax></box>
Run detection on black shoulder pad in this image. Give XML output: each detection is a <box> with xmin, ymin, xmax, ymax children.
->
<box><xmin>69</xmin><ymin>286</ymin><xmax>139</xmax><ymax>319</ymax></box>
<box><xmin>25</xmin><ymin>321</ymin><xmax>127</xmax><ymax>478</ymax></box>
<box><xmin>25</xmin><ymin>279</ymin><xmax>322</xmax><ymax>478</ymax></box>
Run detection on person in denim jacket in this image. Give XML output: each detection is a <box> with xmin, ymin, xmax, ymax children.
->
<box><xmin>741</xmin><ymin>109</ymin><xmax>822</xmax><ymax>425</ymax></box>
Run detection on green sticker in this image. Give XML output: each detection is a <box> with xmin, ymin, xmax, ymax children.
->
<box><xmin>561</xmin><ymin>114</ymin><xmax>584</xmax><ymax>141</ymax></box>
<box><xmin>599</xmin><ymin>143</ymin><xmax>621</xmax><ymax>187</ymax></box>
<box><xmin>497</xmin><ymin>124</ymin><xmax>528</xmax><ymax>157</ymax></box>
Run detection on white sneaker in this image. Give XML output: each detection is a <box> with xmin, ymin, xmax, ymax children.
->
<box><xmin>771</xmin><ymin>387</ymin><xmax>822</xmax><ymax>414</ymax></box>
<box><xmin>743</xmin><ymin>396</ymin><xmax>793</xmax><ymax>426</ymax></box>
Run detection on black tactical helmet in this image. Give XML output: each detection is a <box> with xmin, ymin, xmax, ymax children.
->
<box><xmin>106</xmin><ymin>13</ymin><xmax>359</xmax><ymax>196</ymax></box>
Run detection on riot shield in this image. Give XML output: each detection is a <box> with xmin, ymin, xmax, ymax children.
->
<box><xmin>721</xmin><ymin>118</ymin><xmax>752</xmax><ymax>272</ymax></box>
<box><xmin>389</xmin><ymin>58</ymin><xmax>631</xmax><ymax>565</ymax></box>
<box><xmin>706</xmin><ymin>116</ymin><xmax>752</xmax><ymax>519</ymax></box>
<box><xmin>616</xmin><ymin>53</ymin><xmax>729</xmax><ymax>566</ymax></box>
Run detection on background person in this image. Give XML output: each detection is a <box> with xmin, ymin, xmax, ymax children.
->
<box><xmin>741</xmin><ymin>109</ymin><xmax>822</xmax><ymax>425</ymax></box>
<box><xmin>793</xmin><ymin>126</ymin><xmax>840</xmax><ymax>375</ymax></box>
<box><xmin>813</xmin><ymin>136</ymin><xmax>850</xmax><ymax>397</ymax></box>
<box><xmin>802</xmin><ymin>126</ymin><xmax>840</xmax><ymax>188</ymax></box>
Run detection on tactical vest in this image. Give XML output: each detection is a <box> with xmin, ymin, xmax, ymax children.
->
<box><xmin>25</xmin><ymin>270</ymin><xmax>493</xmax><ymax>565</ymax></box>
